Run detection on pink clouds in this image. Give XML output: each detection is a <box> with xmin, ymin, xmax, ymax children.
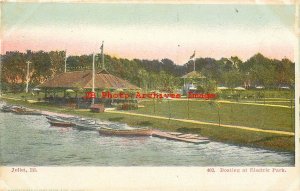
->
<box><xmin>1</xmin><ymin>25</ymin><xmax>295</xmax><ymax>63</ymax></box>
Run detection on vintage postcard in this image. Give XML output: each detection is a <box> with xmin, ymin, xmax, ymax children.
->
<box><xmin>0</xmin><ymin>0</ymin><xmax>299</xmax><ymax>190</ymax></box>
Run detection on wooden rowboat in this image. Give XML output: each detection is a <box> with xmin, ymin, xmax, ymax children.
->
<box><xmin>1</xmin><ymin>105</ymin><xmax>14</xmax><ymax>112</ymax></box>
<box><xmin>48</xmin><ymin>120</ymin><xmax>75</xmax><ymax>127</ymax></box>
<box><xmin>12</xmin><ymin>108</ymin><xmax>41</xmax><ymax>115</ymax></box>
<box><xmin>75</xmin><ymin>122</ymin><xmax>99</xmax><ymax>131</ymax></box>
<box><xmin>46</xmin><ymin>116</ymin><xmax>63</xmax><ymax>122</ymax></box>
<box><xmin>98</xmin><ymin>127</ymin><xmax>152</xmax><ymax>136</ymax></box>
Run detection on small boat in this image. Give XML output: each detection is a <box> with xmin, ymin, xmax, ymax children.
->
<box><xmin>74</xmin><ymin>122</ymin><xmax>99</xmax><ymax>131</ymax></box>
<box><xmin>72</xmin><ymin>118</ymin><xmax>96</xmax><ymax>124</ymax></box>
<box><xmin>14</xmin><ymin>110</ymin><xmax>41</xmax><ymax>115</ymax></box>
<box><xmin>10</xmin><ymin>107</ymin><xmax>26</xmax><ymax>113</ymax></box>
<box><xmin>1</xmin><ymin>105</ymin><xmax>14</xmax><ymax>112</ymax></box>
<box><xmin>98</xmin><ymin>127</ymin><xmax>153</xmax><ymax>136</ymax></box>
<box><xmin>48</xmin><ymin>120</ymin><xmax>75</xmax><ymax>127</ymax></box>
<box><xmin>11</xmin><ymin>107</ymin><xmax>41</xmax><ymax>115</ymax></box>
<box><xmin>46</xmin><ymin>116</ymin><xmax>63</xmax><ymax>122</ymax></box>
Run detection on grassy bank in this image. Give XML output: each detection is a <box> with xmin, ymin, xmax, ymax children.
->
<box><xmin>133</xmin><ymin>99</ymin><xmax>295</xmax><ymax>132</ymax></box>
<box><xmin>0</xmin><ymin>97</ymin><xmax>295</xmax><ymax>152</ymax></box>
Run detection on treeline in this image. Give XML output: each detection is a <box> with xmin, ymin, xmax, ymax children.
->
<box><xmin>0</xmin><ymin>50</ymin><xmax>295</xmax><ymax>92</ymax></box>
<box><xmin>1</xmin><ymin>50</ymin><xmax>65</xmax><ymax>92</ymax></box>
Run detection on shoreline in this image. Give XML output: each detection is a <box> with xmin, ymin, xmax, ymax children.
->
<box><xmin>0</xmin><ymin>97</ymin><xmax>295</xmax><ymax>153</ymax></box>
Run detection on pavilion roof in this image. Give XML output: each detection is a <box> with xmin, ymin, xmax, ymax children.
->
<box><xmin>38</xmin><ymin>70</ymin><xmax>140</xmax><ymax>90</ymax></box>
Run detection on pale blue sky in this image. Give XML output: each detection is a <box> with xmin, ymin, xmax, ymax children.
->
<box><xmin>3</xmin><ymin>3</ymin><xmax>294</xmax><ymax>28</ymax></box>
<box><xmin>2</xmin><ymin>3</ymin><xmax>296</xmax><ymax>63</ymax></box>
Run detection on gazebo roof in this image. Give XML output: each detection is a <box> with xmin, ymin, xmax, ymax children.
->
<box><xmin>181</xmin><ymin>71</ymin><xmax>206</xmax><ymax>79</ymax></box>
<box><xmin>38</xmin><ymin>70</ymin><xmax>140</xmax><ymax>90</ymax></box>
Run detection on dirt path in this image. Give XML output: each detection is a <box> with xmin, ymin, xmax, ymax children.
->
<box><xmin>174</xmin><ymin>99</ymin><xmax>293</xmax><ymax>108</ymax></box>
<box><xmin>141</xmin><ymin>98</ymin><xmax>293</xmax><ymax>108</ymax></box>
<box><xmin>106</xmin><ymin>110</ymin><xmax>294</xmax><ymax>136</ymax></box>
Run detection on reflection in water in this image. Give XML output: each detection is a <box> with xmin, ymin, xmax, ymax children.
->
<box><xmin>0</xmin><ymin>112</ymin><xmax>294</xmax><ymax>166</ymax></box>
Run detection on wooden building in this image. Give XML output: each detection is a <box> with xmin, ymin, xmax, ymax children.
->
<box><xmin>38</xmin><ymin>69</ymin><xmax>140</xmax><ymax>107</ymax></box>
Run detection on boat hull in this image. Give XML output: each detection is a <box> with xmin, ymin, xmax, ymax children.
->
<box><xmin>14</xmin><ymin>111</ymin><xmax>41</xmax><ymax>115</ymax></box>
<box><xmin>75</xmin><ymin>124</ymin><xmax>99</xmax><ymax>131</ymax></box>
<box><xmin>48</xmin><ymin>120</ymin><xmax>75</xmax><ymax>127</ymax></box>
<box><xmin>11</xmin><ymin>108</ymin><xmax>41</xmax><ymax>115</ymax></box>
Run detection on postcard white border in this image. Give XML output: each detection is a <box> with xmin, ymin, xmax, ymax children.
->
<box><xmin>0</xmin><ymin>1</ymin><xmax>299</xmax><ymax>190</ymax></box>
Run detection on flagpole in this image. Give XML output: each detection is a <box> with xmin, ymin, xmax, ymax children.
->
<box><xmin>101</xmin><ymin>41</ymin><xmax>105</xmax><ymax>69</ymax></box>
<box><xmin>193</xmin><ymin>51</ymin><xmax>196</xmax><ymax>71</ymax></box>
<box><xmin>190</xmin><ymin>50</ymin><xmax>196</xmax><ymax>71</ymax></box>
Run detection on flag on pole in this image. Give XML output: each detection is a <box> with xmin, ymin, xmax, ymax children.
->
<box><xmin>100</xmin><ymin>41</ymin><xmax>105</xmax><ymax>69</ymax></box>
<box><xmin>190</xmin><ymin>51</ymin><xmax>195</xmax><ymax>59</ymax></box>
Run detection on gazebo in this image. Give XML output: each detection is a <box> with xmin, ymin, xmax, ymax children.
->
<box><xmin>181</xmin><ymin>71</ymin><xmax>206</xmax><ymax>94</ymax></box>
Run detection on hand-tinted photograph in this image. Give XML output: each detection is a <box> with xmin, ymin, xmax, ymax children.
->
<box><xmin>0</xmin><ymin>2</ymin><xmax>296</xmax><ymax>167</ymax></box>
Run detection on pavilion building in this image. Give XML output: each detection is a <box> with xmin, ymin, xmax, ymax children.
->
<box><xmin>38</xmin><ymin>69</ymin><xmax>140</xmax><ymax>107</ymax></box>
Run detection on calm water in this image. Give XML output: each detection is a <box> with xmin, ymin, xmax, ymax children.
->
<box><xmin>0</xmin><ymin>111</ymin><xmax>294</xmax><ymax>166</ymax></box>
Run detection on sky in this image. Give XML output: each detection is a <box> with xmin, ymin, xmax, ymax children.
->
<box><xmin>1</xmin><ymin>3</ymin><xmax>297</xmax><ymax>64</ymax></box>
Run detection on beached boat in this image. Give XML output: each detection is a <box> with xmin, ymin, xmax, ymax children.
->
<box><xmin>72</xmin><ymin>118</ymin><xmax>96</xmax><ymax>124</ymax></box>
<box><xmin>8</xmin><ymin>106</ymin><xmax>41</xmax><ymax>115</ymax></box>
<box><xmin>46</xmin><ymin>115</ymin><xmax>98</xmax><ymax>130</ymax></box>
<box><xmin>74</xmin><ymin>119</ymin><xmax>99</xmax><ymax>130</ymax></box>
<box><xmin>46</xmin><ymin>116</ymin><xmax>64</xmax><ymax>121</ymax></box>
<box><xmin>1</xmin><ymin>105</ymin><xmax>14</xmax><ymax>112</ymax></box>
<box><xmin>75</xmin><ymin>123</ymin><xmax>99</xmax><ymax>131</ymax></box>
<box><xmin>48</xmin><ymin>120</ymin><xmax>75</xmax><ymax>127</ymax></box>
<box><xmin>1</xmin><ymin>105</ymin><xmax>23</xmax><ymax>113</ymax></box>
<box><xmin>98</xmin><ymin>127</ymin><xmax>153</xmax><ymax>136</ymax></box>
<box><xmin>13</xmin><ymin>109</ymin><xmax>41</xmax><ymax>115</ymax></box>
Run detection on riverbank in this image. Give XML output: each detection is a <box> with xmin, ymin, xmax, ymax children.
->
<box><xmin>1</xmin><ymin>108</ymin><xmax>293</xmax><ymax>166</ymax></box>
<box><xmin>1</xmin><ymin>97</ymin><xmax>295</xmax><ymax>152</ymax></box>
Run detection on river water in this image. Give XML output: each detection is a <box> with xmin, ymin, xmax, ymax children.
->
<box><xmin>0</xmin><ymin>111</ymin><xmax>294</xmax><ymax>166</ymax></box>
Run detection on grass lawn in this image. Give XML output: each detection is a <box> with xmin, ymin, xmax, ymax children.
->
<box><xmin>0</xmin><ymin>96</ymin><xmax>295</xmax><ymax>152</ymax></box>
<box><xmin>131</xmin><ymin>99</ymin><xmax>295</xmax><ymax>132</ymax></box>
